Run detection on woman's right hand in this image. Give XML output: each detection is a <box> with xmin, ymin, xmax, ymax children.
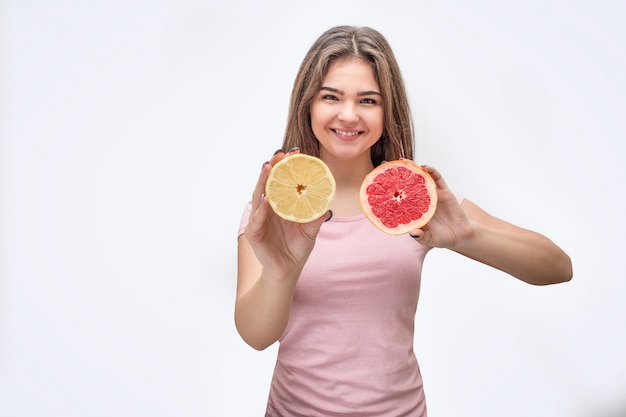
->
<box><xmin>236</xmin><ymin>149</ymin><xmax>332</xmax><ymax>349</ymax></box>
<box><xmin>244</xmin><ymin>149</ymin><xmax>332</xmax><ymax>282</ymax></box>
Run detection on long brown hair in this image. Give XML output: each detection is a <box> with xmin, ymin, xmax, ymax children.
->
<box><xmin>282</xmin><ymin>25</ymin><xmax>414</xmax><ymax>166</ymax></box>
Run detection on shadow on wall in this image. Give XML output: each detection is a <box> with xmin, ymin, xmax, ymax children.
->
<box><xmin>584</xmin><ymin>398</ymin><xmax>626</xmax><ymax>417</ymax></box>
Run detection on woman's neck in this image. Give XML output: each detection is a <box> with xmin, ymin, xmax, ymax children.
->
<box><xmin>321</xmin><ymin>154</ymin><xmax>374</xmax><ymax>217</ymax></box>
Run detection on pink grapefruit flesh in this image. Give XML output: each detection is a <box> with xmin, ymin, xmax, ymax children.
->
<box><xmin>359</xmin><ymin>160</ymin><xmax>438</xmax><ymax>235</ymax></box>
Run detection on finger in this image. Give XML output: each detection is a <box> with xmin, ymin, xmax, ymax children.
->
<box><xmin>270</xmin><ymin>147</ymin><xmax>301</xmax><ymax>167</ymax></box>
<box><xmin>246</xmin><ymin>192</ymin><xmax>272</xmax><ymax>238</ymax></box>
<box><xmin>409</xmin><ymin>227</ymin><xmax>433</xmax><ymax>246</ymax></box>
<box><xmin>301</xmin><ymin>210</ymin><xmax>333</xmax><ymax>240</ymax></box>
<box><xmin>252</xmin><ymin>146</ymin><xmax>290</xmax><ymax>211</ymax></box>
<box><xmin>269</xmin><ymin>149</ymin><xmax>285</xmax><ymax>166</ymax></box>
<box><xmin>420</xmin><ymin>164</ymin><xmax>450</xmax><ymax>191</ymax></box>
<box><xmin>251</xmin><ymin>161</ymin><xmax>272</xmax><ymax>213</ymax></box>
<box><xmin>408</xmin><ymin>229</ymin><xmax>421</xmax><ymax>239</ymax></box>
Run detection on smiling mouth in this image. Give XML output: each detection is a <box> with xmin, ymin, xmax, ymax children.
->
<box><xmin>333</xmin><ymin>129</ymin><xmax>361</xmax><ymax>137</ymax></box>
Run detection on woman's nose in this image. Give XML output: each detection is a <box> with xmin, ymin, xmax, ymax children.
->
<box><xmin>338</xmin><ymin>104</ymin><xmax>359</xmax><ymax>123</ymax></box>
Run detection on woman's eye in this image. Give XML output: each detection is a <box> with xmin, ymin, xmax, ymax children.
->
<box><xmin>322</xmin><ymin>94</ymin><xmax>338</xmax><ymax>101</ymax></box>
<box><xmin>361</xmin><ymin>98</ymin><xmax>377</xmax><ymax>105</ymax></box>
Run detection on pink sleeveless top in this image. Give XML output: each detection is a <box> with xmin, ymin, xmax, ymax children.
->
<box><xmin>239</xmin><ymin>203</ymin><xmax>431</xmax><ymax>416</ymax></box>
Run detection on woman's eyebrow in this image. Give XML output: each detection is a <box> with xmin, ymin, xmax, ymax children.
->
<box><xmin>320</xmin><ymin>86</ymin><xmax>342</xmax><ymax>94</ymax></box>
<box><xmin>320</xmin><ymin>86</ymin><xmax>381</xmax><ymax>96</ymax></box>
<box><xmin>357</xmin><ymin>90</ymin><xmax>382</xmax><ymax>97</ymax></box>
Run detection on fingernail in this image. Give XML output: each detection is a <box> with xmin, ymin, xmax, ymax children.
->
<box><xmin>324</xmin><ymin>210</ymin><xmax>333</xmax><ymax>222</ymax></box>
<box><xmin>273</xmin><ymin>149</ymin><xmax>284</xmax><ymax>156</ymax></box>
<box><xmin>287</xmin><ymin>147</ymin><xmax>300</xmax><ymax>154</ymax></box>
<box><xmin>262</xmin><ymin>161</ymin><xmax>270</xmax><ymax>169</ymax></box>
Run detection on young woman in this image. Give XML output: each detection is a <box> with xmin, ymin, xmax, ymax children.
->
<box><xmin>236</xmin><ymin>25</ymin><xmax>572</xmax><ymax>417</ymax></box>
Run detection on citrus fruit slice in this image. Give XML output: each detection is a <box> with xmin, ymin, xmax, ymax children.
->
<box><xmin>360</xmin><ymin>160</ymin><xmax>437</xmax><ymax>235</ymax></box>
<box><xmin>265</xmin><ymin>153</ymin><xmax>336</xmax><ymax>223</ymax></box>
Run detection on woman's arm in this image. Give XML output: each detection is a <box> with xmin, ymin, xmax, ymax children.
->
<box><xmin>413</xmin><ymin>165</ymin><xmax>573</xmax><ymax>285</ymax></box>
<box><xmin>452</xmin><ymin>199</ymin><xmax>573</xmax><ymax>285</ymax></box>
<box><xmin>235</xmin><ymin>150</ymin><xmax>331</xmax><ymax>350</ymax></box>
<box><xmin>235</xmin><ymin>234</ymin><xmax>301</xmax><ymax>351</ymax></box>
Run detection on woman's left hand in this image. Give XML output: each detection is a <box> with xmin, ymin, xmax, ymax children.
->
<box><xmin>409</xmin><ymin>165</ymin><xmax>474</xmax><ymax>249</ymax></box>
<box><xmin>410</xmin><ymin>165</ymin><xmax>572</xmax><ymax>285</ymax></box>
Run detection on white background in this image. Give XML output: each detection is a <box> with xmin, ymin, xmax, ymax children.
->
<box><xmin>1</xmin><ymin>1</ymin><xmax>625</xmax><ymax>416</ymax></box>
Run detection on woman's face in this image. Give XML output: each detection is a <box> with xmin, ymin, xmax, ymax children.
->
<box><xmin>310</xmin><ymin>58</ymin><xmax>384</xmax><ymax>165</ymax></box>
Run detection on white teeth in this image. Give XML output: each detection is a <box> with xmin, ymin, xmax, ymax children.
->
<box><xmin>335</xmin><ymin>129</ymin><xmax>359</xmax><ymax>136</ymax></box>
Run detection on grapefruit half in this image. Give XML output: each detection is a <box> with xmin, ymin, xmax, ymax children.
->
<box><xmin>360</xmin><ymin>160</ymin><xmax>437</xmax><ymax>235</ymax></box>
<box><xmin>265</xmin><ymin>153</ymin><xmax>336</xmax><ymax>223</ymax></box>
